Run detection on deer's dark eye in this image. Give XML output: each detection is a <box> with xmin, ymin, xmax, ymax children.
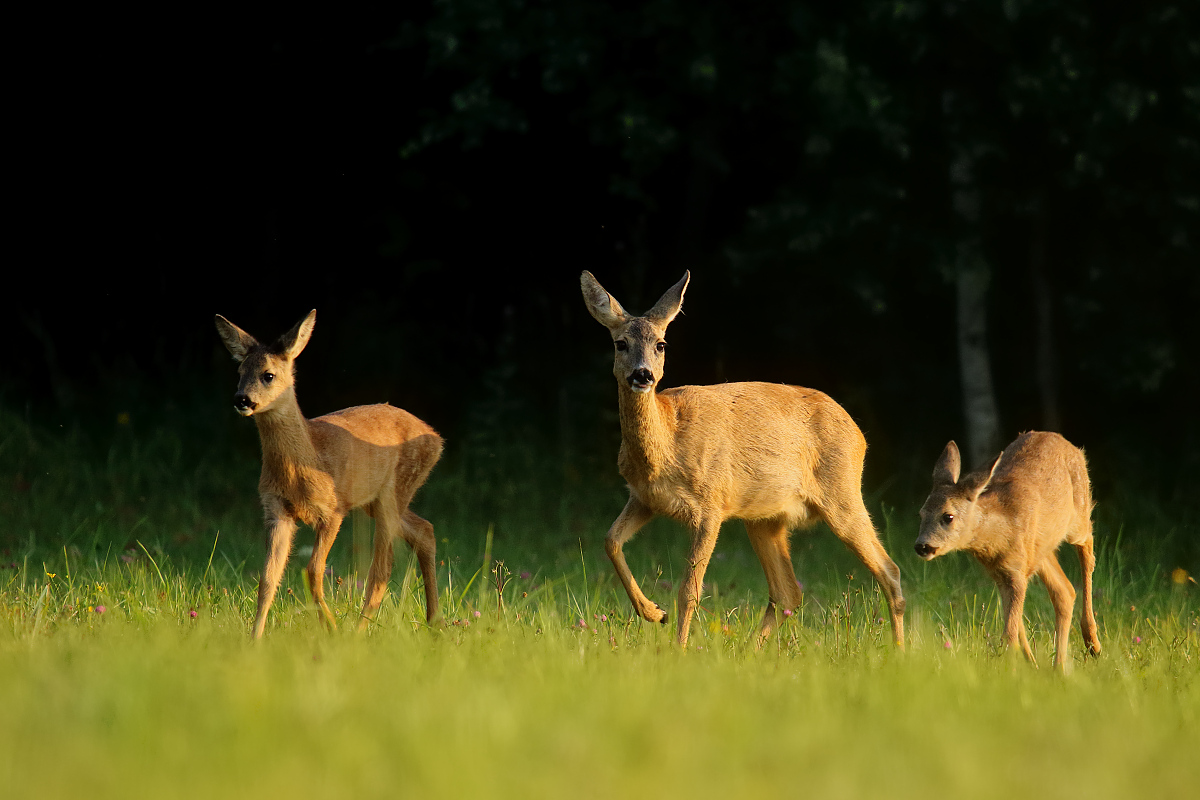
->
<box><xmin>655</xmin><ymin>341</ymin><xmax>666</xmax><ymax>353</ymax></box>
<box><xmin>615</xmin><ymin>340</ymin><xmax>628</xmax><ymax>352</ymax></box>
<box><xmin>941</xmin><ymin>512</ymin><xmax>954</xmax><ymax>525</ymax></box>
<box><xmin>262</xmin><ymin>372</ymin><xmax>275</xmax><ymax>384</ymax></box>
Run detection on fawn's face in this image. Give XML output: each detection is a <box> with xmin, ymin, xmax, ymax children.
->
<box><xmin>230</xmin><ymin>348</ymin><xmax>296</xmax><ymax>416</ymax></box>
<box><xmin>214</xmin><ymin>311</ymin><xmax>315</xmax><ymax>417</ymax></box>
<box><xmin>581</xmin><ymin>270</ymin><xmax>689</xmax><ymax>396</ymax></box>
<box><xmin>915</xmin><ymin>486</ymin><xmax>977</xmax><ymax>560</ymax></box>
<box><xmin>914</xmin><ymin>441</ymin><xmax>1000</xmax><ymax>560</ymax></box>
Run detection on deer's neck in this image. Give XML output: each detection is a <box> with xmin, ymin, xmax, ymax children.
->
<box><xmin>253</xmin><ymin>388</ymin><xmax>321</xmax><ymax>483</ymax></box>
<box><xmin>618</xmin><ymin>387</ymin><xmax>676</xmax><ymax>482</ymax></box>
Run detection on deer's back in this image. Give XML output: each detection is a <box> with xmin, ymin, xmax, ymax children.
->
<box><xmin>646</xmin><ymin>382</ymin><xmax>867</xmax><ymax>522</ymax></box>
<box><xmin>309</xmin><ymin>404</ymin><xmax>443</xmax><ymax>508</ymax></box>
<box><xmin>985</xmin><ymin>431</ymin><xmax>1092</xmax><ymax>549</ymax></box>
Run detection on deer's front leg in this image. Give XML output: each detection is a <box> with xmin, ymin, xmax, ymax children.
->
<box><xmin>676</xmin><ymin>516</ymin><xmax>721</xmax><ymax>648</ymax></box>
<box><xmin>252</xmin><ymin>507</ymin><xmax>297</xmax><ymax>639</ymax></box>
<box><xmin>604</xmin><ymin>496</ymin><xmax>664</xmax><ymax>624</ymax></box>
<box><xmin>995</xmin><ymin>570</ymin><xmax>1037</xmax><ymax>666</ymax></box>
<box><xmin>305</xmin><ymin>511</ymin><xmax>344</xmax><ymax>631</ymax></box>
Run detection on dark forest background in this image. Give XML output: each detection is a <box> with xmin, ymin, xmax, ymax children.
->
<box><xmin>4</xmin><ymin>2</ymin><xmax>1198</xmax><ymax>560</ymax></box>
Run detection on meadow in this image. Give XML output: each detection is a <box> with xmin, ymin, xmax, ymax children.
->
<box><xmin>1</xmin><ymin>405</ymin><xmax>1197</xmax><ymax>798</ymax></box>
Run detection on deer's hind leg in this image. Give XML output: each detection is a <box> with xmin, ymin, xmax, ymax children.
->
<box><xmin>399</xmin><ymin>509</ymin><xmax>439</xmax><ymax>625</ymax></box>
<box><xmin>820</xmin><ymin>499</ymin><xmax>906</xmax><ymax>649</ymax></box>
<box><xmin>1037</xmin><ymin>553</ymin><xmax>1077</xmax><ymax>673</ymax></box>
<box><xmin>357</xmin><ymin>493</ymin><xmax>399</xmax><ymax>631</ymax></box>
<box><xmin>1073</xmin><ymin>536</ymin><xmax>1102</xmax><ymax>657</ymax></box>
<box><xmin>604</xmin><ymin>496</ymin><xmax>664</xmax><ymax>625</ymax></box>
<box><xmin>252</xmin><ymin>505</ymin><xmax>297</xmax><ymax>639</ymax></box>
<box><xmin>746</xmin><ymin>517</ymin><xmax>803</xmax><ymax>646</ymax></box>
<box><xmin>305</xmin><ymin>510</ymin><xmax>345</xmax><ymax>631</ymax></box>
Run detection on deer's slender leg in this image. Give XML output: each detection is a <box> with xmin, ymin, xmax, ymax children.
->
<box><xmin>1038</xmin><ymin>553</ymin><xmax>1077</xmax><ymax>672</ymax></box>
<box><xmin>252</xmin><ymin>509</ymin><xmax>298</xmax><ymax>639</ymax></box>
<box><xmin>604</xmin><ymin>496</ymin><xmax>663</xmax><ymax>624</ymax></box>
<box><xmin>400</xmin><ymin>510</ymin><xmax>440</xmax><ymax>625</ymax></box>
<box><xmin>358</xmin><ymin>496</ymin><xmax>397</xmax><ymax>631</ymax></box>
<box><xmin>1074</xmin><ymin>537</ymin><xmax>1102</xmax><ymax>656</ymax></box>
<box><xmin>995</xmin><ymin>570</ymin><xmax>1036</xmax><ymax>665</ymax></box>
<box><xmin>746</xmin><ymin>518</ymin><xmax>802</xmax><ymax>646</ymax></box>
<box><xmin>676</xmin><ymin>516</ymin><xmax>721</xmax><ymax>648</ymax></box>
<box><xmin>821</xmin><ymin>499</ymin><xmax>906</xmax><ymax>649</ymax></box>
<box><xmin>305</xmin><ymin>510</ymin><xmax>344</xmax><ymax>631</ymax></box>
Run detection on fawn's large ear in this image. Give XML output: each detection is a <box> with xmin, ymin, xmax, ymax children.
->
<box><xmin>214</xmin><ymin>315</ymin><xmax>258</xmax><ymax>363</ymax></box>
<box><xmin>277</xmin><ymin>309</ymin><xmax>317</xmax><ymax>359</ymax></box>
<box><xmin>580</xmin><ymin>271</ymin><xmax>629</xmax><ymax>330</ymax></box>
<box><xmin>932</xmin><ymin>440</ymin><xmax>962</xmax><ymax>486</ymax></box>
<box><xmin>964</xmin><ymin>451</ymin><xmax>1003</xmax><ymax>501</ymax></box>
<box><xmin>644</xmin><ymin>271</ymin><xmax>689</xmax><ymax>327</ymax></box>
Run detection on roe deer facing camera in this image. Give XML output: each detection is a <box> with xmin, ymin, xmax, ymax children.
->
<box><xmin>214</xmin><ymin>310</ymin><xmax>443</xmax><ymax>638</ymax></box>
<box><xmin>915</xmin><ymin>432</ymin><xmax>1101</xmax><ymax>670</ymax></box>
<box><xmin>581</xmin><ymin>271</ymin><xmax>906</xmax><ymax>648</ymax></box>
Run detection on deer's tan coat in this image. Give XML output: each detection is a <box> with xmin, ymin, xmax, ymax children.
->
<box><xmin>581</xmin><ymin>271</ymin><xmax>906</xmax><ymax>648</ymax></box>
<box><xmin>215</xmin><ymin>310</ymin><xmax>443</xmax><ymax>638</ymax></box>
<box><xmin>915</xmin><ymin>431</ymin><xmax>1101</xmax><ymax>670</ymax></box>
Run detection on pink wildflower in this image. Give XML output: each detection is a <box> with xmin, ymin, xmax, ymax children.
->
<box><xmin>944</xmin><ymin>641</ymin><xmax>952</xmax><ymax>649</ymax></box>
<box><xmin>473</xmin><ymin>610</ymin><xmax>481</xmax><ymax>618</ymax></box>
<box><xmin>519</xmin><ymin>571</ymin><xmax>532</xmax><ymax>580</ymax></box>
<box><xmin>189</xmin><ymin>609</ymin><xmax>198</xmax><ymax>619</ymax></box>
<box><xmin>95</xmin><ymin>605</ymin><xmax>106</xmax><ymax>614</ymax></box>
<box><xmin>783</xmin><ymin>608</ymin><xmax>793</xmax><ymax>617</ymax></box>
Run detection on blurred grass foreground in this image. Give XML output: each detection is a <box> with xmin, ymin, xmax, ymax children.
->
<box><xmin>1</xmin><ymin>406</ymin><xmax>1197</xmax><ymax>799</ymax></box>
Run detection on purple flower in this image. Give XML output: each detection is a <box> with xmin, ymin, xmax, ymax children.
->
<box><xmin>519</xmin><ymin>571</ymin><xmax>532</xmax><ymax>580</ymax></box>
<box><xmin>189</xmin><ymin>609</ymin><xmax>198</xmax><ymax>619</ymax></box>
<box><xmin>577</xmin><ymin>619</ymin><xmax>587</xmax><ymax>629</ymax></box>
<box><xmin>95</xmin><ymin>605</ymin><xmax>106</xmax><ymax>614</ymax></box>
<box><xmin>783</xmin><ymin>608</ymin><xmax>793</xmax><ymax>617</ymax></box>
<box><xmin>473</xmin><ymin>610</ymin><xmax>481</xmax><ymax>618</ymax></box>
<box><xmin>119</xmin><ymin>554</ymin><xmax>135</xmax><ymax>564</ymax></box>
<box><xmin>600</xmin><ymin>614</ymin><xmax>608</xmax><ymax>622</ymax></box>
<box><xmin>796</xmin><ymin>580</ymin><xmax>805</xmax><ymax>593</ymax></box>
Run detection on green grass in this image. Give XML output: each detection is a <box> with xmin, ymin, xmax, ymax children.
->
<box><xmin>1</xmin><ymin>408</ymin><xmax>1198</xmax><ymax>798</ymax></box>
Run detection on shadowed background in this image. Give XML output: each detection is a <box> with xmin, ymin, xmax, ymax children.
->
<box><xmin>3</xmin><ymin>2</ymin><xmax>1198</xmax><ymax>568</ymax></box>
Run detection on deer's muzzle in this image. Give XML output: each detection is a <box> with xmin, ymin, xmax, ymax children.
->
<box><xmin>914</xmin><ymin>541</ymin><xmax>938</xmax><ymax>560</ymax></box>
<box><xmin>234</xmin><ymin>393</ymin><xmax>258</xmax><ymax>415</ymax></box>
<box><xmin>627</xmin><ymin>368</ymin><xmax>654</xmax><ymax>393</ymax></box>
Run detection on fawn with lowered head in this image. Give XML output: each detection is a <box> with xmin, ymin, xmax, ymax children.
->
<box><xmin>581</xmin><ymin>271</ymin><xmax>906</xmax><ymax>648</ymax></box>
<box><xmin>915</xmin><ymin>431</ymin><xmax>1101</xmax><ymax>671</ymax></box>
<box><xmin>214</xmin><ymin>310</ymin><xmax>443</xmax><ymax>638</ymax></box>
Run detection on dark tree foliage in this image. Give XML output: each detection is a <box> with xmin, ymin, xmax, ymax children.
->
<box><xmin>5</xmin><ymin>2</ymin><xmax>1198</xmax><ymax>519</ymax></box>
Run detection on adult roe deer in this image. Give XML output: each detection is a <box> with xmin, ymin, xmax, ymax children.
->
<box><xmin>580</xmin><ymin>271</ymin><xmax>906</xmax><ymax>648</ymax></box>
<box><xmin>214</xmin><ymin>310</ymin><xmax>443</xmax><ymax>638</ymax></box>
<box><xmin>914</xmin><ymin>432</ymin><xmax>1101</xmax><ymax>671</ymax></box>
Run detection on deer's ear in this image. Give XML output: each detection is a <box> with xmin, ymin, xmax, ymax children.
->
<box><xmin>214</xmin><ymin>315</ymin><xmax>258</xmax><ymax>363</ymax></box>
<box><xmin>645</xmin><ymin>271</ymin><xmax>689</xmax><ymax>326</ymax></box>
<box><xmin>580</xmin><ymin>271</ymin><xmax>628</xmax><ymax>329</ymax></box>
<box><xmin>932</xmin><ymin>440</ymin><xmax>962</xmax><ymax>486</ymax></box>
<box><xmin>964</xmin><ymin>451</ymin><xmax>1003</xmax><ymax>501</ymax></box>
<box><xmin>277</xmin><ymin>309</ymin><xmax>317</xmax><ymax>359</ymax></box>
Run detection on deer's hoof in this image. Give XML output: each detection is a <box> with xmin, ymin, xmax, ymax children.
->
<box><xmin>654</xmin><ymin>604</ymin><xmax>668</xmax><ymax>625</ymax></box>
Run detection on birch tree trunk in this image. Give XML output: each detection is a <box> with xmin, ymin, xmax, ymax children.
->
<box><xmin>956</xmin><ymin>255</ymin><xmax>1003</xmax><ymax>469</ymax></box>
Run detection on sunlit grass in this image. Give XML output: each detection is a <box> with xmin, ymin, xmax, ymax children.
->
<box><xmin>1</xmin><ymin>408</ymin><xmax>1198</xmax><ymax>798</ymax></box>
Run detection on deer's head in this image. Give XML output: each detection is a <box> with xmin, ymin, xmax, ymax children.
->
<box><xmin>914</xmin><ymin>440</ymin><xmax>1002</xmax><ymax>560</ymax></box>
<box><xmin>214</xmin><ymin>310</ymin><xmax>316</xmax><ymax>416</ymax></box>
<box><xmin>581</xmin><ymin>271</ymin><xmax>689</xmax><ymax>395</ymax></box>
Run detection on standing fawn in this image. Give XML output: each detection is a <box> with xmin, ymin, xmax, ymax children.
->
<box><xmin>581</xmin><ymin>271</ymin><xmax>906</xmax><ymax>648</ymax></box>
<box><xmin>915</xmin><ymin>432</ymin><xmax>1101</xmax><ymax>671</ymax></box>
<box><xmin>215</xmin><ymin>310</ymin><xmax>443</xmax><ymax>638</ymax></box>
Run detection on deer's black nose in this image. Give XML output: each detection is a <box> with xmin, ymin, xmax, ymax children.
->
<box><xmin>914</xmin><ymin>541</ymin><xmax>937</xmax><ymax>559</ymax></box>
<box><xmin>627</xmin><ymin>368</ymin><xmax>654</xmax><ymax>390</ymax></box>
<box><xmin>234</xmin><ymin>393</ymin><xmax>257</xmax><ymax>412</ymax></box>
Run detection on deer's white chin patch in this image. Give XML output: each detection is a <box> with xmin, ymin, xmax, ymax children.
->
<box><xmin>630</xmin><ymin>383</ymin><xmax>653</xmax><ymax>394</ymax></box>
